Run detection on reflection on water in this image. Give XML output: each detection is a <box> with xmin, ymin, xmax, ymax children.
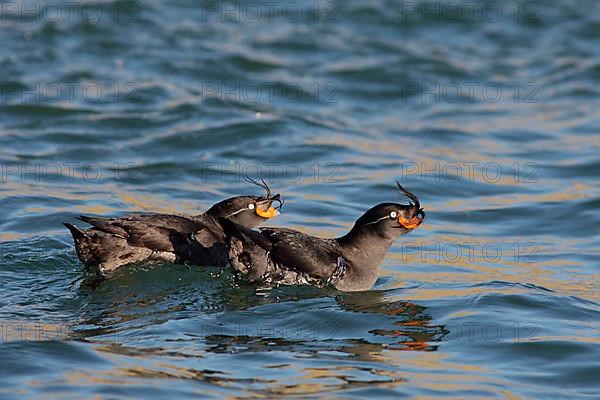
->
<box><xmin>68</xmin><ymin>285</ymin><xmax>448</xmax><ymax>395</ymax></box>
<box><xmin>1</xmin><ymin>0</ymin><xmax>600</xmax><ymax>397</ymax></box>
<box><xmin>337</xmin><ymin>292</ymin><xmax>446</xmax><ymax>352</ymax></box>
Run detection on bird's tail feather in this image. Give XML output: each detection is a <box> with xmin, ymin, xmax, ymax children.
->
<box><xmin>63</xmin><ymin>222</ymin><xmax>87</xmax><ymax>240</ymax></box>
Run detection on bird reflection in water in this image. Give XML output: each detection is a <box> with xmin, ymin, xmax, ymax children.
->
<box><xmin>67</xmin><ymin>279</ymin><xmax>448</xmax><ymax>394</ymax></box>
<box><xmin>335</xmin><ymin>291</ymin><xmax>447</xmax><ymax>353</ymax></box>
<box><xmin>199</xmin><ymin>289</ymin><xmax>447</xmax><ymax>358</ymax></box>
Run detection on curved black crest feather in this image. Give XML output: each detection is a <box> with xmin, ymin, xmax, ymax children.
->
<box><xmin>395</xmin><ymin>181</ymin><xmax>420</xmax><ymax>209</ymax></box>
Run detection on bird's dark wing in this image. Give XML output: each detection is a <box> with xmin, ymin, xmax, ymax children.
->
<box><xmin>78</xmin><ymin>214</ymin><xmax>205</xmax><ymax>252</ymax></box>
<box><xmin>219</xmin><ymin>218</ymin><xmax>275</xmax><ymax>279</ymax></box>
<box><xmin>258</xmin><ymin>227</ymin><xmax>341</xmax><ymax>279</ymax></box>
<box><xmin>219</xmin><ymin>218</ymin><xmax>273</xmax><ymax>251</ymax></box>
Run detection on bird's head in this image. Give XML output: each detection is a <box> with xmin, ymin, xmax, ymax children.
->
<box><xmin>206</xmin><ymin>177</ymin><xmax>283</xmax><ymax>228</ymax></box>
<box><xmin>354</xmin><ymin>182</ymin><xmax>425</xmax><ymax>239</ymax></box>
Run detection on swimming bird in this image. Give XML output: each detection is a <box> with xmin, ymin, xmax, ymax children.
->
<box><xmin>64</xmin><ymin>178</ymin><xmax>282</xmax><ymax>277</ymax></box>
<box><xmin>220</xmin><ymin>182</ymin><xmax>425</xmax><ymax>292</ymax></box>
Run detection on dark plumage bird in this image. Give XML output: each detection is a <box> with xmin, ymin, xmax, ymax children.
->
<box><xmin>64</xmin><ymin>178</ymin><xmax>282</xmax><ymax>276</ymax></box>
<box><xmin>220</xmin><ymin>183</ymin><xmax>425</xmax><ymax>292</ymax></box>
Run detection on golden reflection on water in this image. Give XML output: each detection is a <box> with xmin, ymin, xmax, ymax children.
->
<box><xmin>2</xmin><ymin>123</ymin><xmax>597</xmax><ymax>398</ymax></box>
<box><xmin>2</xmin><ymin>163</ymin><xmax>596</xmax><ymax>306</ymax></box>
<box><xmin>384</xmin><ymin>239</ymin><xmax>599</xmax><ymax>303</ymax></box>
<box><xmin>50</xmin><ymin>329</ymin><xmax>515</xmax><ymax>397</ymax></box>
<box><xmin>9</xmin><ymin>261</ymin><xmax>596</xmax><ymax>398</ymax></box>
<box><xmin>0</xmin><ymin>233</ymin><xmax>21</xmax><ymax>240</ymax></box>
<box><xmin>47</xmin><ymin>298</ymin><xmax>452</xmax><ymax>396</ymax></box>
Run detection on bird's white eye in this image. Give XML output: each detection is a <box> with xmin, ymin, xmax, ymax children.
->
<box><xmin>248</xmin><ymin>203</ymin><xmax>255</xmax><ymax>210</ymax></box>
<box><xmin>389</xmin><ymin>211</ymin><xmax>397</xmax><ymax>218</ymax></box>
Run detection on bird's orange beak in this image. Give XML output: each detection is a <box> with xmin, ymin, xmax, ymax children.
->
<box><xmin>256</xmin><ymin>206</ymin><xmax>280</xmax><ymax>219</ymax></box>
<box><xmin>399</xmin><ymin>216</ymin><xmax>421</xmax><ymax>229</ymax></box>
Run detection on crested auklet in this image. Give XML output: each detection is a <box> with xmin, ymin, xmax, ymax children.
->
<box><xmin>220</xmin><ymin>183</ymin><xmax>425</xmax><ymax>292</ymax></box>
<box><xmin>64</xmin><ymin>178</ymin><xmax>282</xmax><ymax>276</ymax></box>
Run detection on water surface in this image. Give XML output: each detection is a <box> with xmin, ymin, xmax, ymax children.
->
<box><xmin>1</xmin><ymin>0</ymin><xmax>599</xmax><ymax>398</ymax></box>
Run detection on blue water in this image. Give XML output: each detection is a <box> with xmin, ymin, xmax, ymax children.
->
<box><xmin>1</xmin><ymin>0</ymin><xmax>599</xmax><ymax>398</ymax></box>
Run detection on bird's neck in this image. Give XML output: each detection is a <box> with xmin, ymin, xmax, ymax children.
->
<box><xmin>200</xmin><ymin>203</ymin><xmax>230</xmax><ymax>223</ymax></box>
<box><xmin>336</xmin><ymin>225</ymin><xmax>394</xmax><ymax>269</ymax></box>
<box><xmin>192</xmin><ymin>212</ymin><xmax>218</xmax><ymax>228</ymax></box>
<box><xmin>203</xmin><ymin>204</ymin><xmax>221</xmax><ymax>219</ymax></box>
